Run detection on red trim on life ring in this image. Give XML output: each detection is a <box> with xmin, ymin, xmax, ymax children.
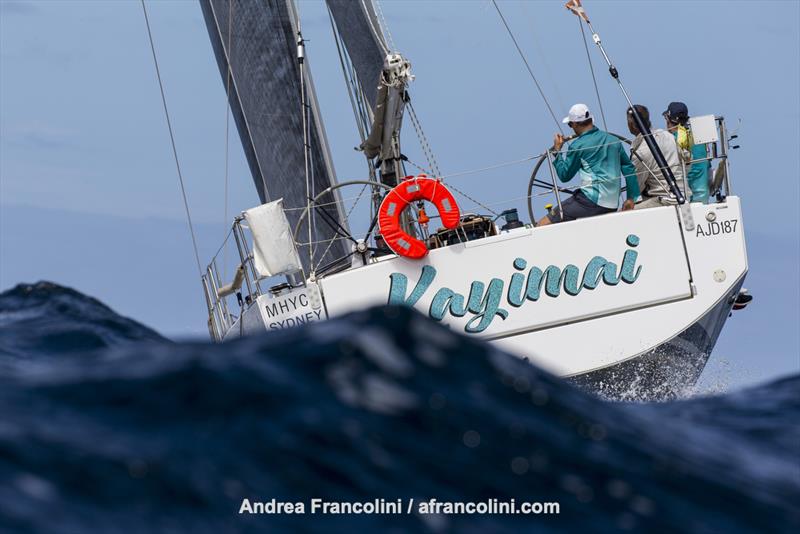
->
<box><xmin>378</xmin><ymin>176</ymin><xmax>461</xmax><ymax>259</ymax></box>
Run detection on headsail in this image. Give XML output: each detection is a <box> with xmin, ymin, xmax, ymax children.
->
<box><xmin>325</xmin><ymin>0</ymin><xmax>389</xmax><ymax>116</ymax></box>
<box><xmin>326</xmin><ymin>0</ymin><xmax>412</xmax><ymax>187</ymax></box>
<box><xmin>200</xmin><ymin>0</ymin><xmax>348</xmax><ymax>273</ymax></box>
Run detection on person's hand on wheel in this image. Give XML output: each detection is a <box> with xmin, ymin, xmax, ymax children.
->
<box><xmin>553</xmin><ymin>134</ymin><xmax>565</xmax><ymax>151</ymax></box>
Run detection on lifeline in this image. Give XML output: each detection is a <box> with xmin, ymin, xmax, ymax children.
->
<box><xmin>388</xmin><ymin>234</ymin><xmax>643</xmax><ymax>333</ymax></box>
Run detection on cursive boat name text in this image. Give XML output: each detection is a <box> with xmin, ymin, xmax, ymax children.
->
<box><xmin>388</xmin><ymin>234</ymin><xmax>643</xmax><ymax>333</ymax></box>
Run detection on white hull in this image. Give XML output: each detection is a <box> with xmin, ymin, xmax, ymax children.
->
<box><xmin>224</xmin><ymin>197</ymin><xmax>747</xmax><ymax>396</ymax></box>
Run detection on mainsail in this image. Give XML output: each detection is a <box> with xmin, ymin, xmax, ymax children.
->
<box><xmin>200</xmin><ymin>0</ymin><xmax>348</xmax><ymax>273</ymax></box>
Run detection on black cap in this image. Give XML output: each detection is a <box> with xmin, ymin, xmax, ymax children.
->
<box><xmin>663</xmin><ymin>101</ymin><xmax>689</xmax><ymax>120</ymax></box>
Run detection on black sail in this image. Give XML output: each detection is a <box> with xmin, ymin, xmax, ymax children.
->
<box><xmin>200</xmin><ymin>0</ymin><xmax>348</xmax><ymax>272</ymax></box>
<box><xmin>325</xmin><ymin>0</ymin><xmax>388</xmax><ymax>114</ymax></box>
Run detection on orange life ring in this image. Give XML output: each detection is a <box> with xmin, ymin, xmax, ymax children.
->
<box><xmin>378</xmin><ymin>176</ymin><xmax>461</xmax><ymax>259</ymax></box>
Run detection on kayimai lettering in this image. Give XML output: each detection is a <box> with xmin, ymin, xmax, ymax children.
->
<box><xmin>388</xmin><ymin>234</ymin><xmax>643</xmax><ymax>333</ymax></box>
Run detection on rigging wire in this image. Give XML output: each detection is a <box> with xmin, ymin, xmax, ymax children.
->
<box><xmin>208</xmin><ymin>225</ymin><xmax>234</xmax><ymax>267</ymax></box>
<box><xmin>374</xmin><ymin>0</ymin><xmax>397</xmax><ymax>52</ymax></box>
<box><xmin>300</xmin><ymin>58</ymin><xmax>314</xmax><ymax>270</ymax></box>
<box><xmin>519</xmin><ymin>1</ymin><xmax>566</xmax><ymax>114</ymax></box>
<box><xmin>403</xmin><ymin>156</ymin><xmax>431</xmax><ymax>175</ymax></box>
<box><xmin>404</xmin><ymin>157</ymin><xmax>498</xmax><ymax>216</ymax></box>
<box><xmin>308</xmin><ymin>103</ymin><xmax>322</xmax><ymax>264</ymax></box>
<box><xmin>309</xmin><ymin>200</ymin><xmax>357</xmax><ymax>246</ymax></box>
<box><xmin>440</xmin><ymin>179</ymin><xmax>499</xmax><ymax>217</ymax></box>
<box><xmin>407</xmin><ymin>101</ymin><xmax>441</xmax><ymax>178</ymax></box>
<box><xmin>440</xmin><ymin>155</ymin><xmax>538</xmax><ymax>180</ymax></box>
<box><xmin>222</xmin><ymin>0</ymin><xmax>233</xmax><ymax>280</ymax></box>
<box><xmin>293</xmin><ymin>5</ymin><xmax>316</xmax><ymax>273</ymax></box>
<box><xmin>140</xmin><ymin>0</ymin><xmax>203</xmax><ymax>277</ymax></box>
<box><xmin>327</xmin><ymin>5</ymin><xmax>369</xmax><ymax>144</ymax></box>
<box><xmin>491</xmin><ymin>0</ymin><xmax>565</xmax><ymax>135</ymax></box>
<box><xmin>350</xmin><ymin>61</ymin><xmax>374</xmax><ymax>132</ymax></box>
<box><xmin>577</xmin><ymin>16</ymin><xmax>607</xmax><ymax>130</ymax></box>
<box><xmin>313</xmin><ymin>183</ymin><xmax>370</xmax><ymax>272</ymax></box>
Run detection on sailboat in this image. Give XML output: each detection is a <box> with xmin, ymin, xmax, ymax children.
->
<box><xmin>189</xmin><ymin>0</ymin><xmax>749</xmax><ymax>399</ymax></box>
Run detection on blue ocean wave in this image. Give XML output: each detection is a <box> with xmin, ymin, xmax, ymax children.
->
<box><xmin>0</xmin><ymin>282</ymin><xmax>797</xmax><ymax>533</ymax></box>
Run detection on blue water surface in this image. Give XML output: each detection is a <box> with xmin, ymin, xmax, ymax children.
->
<box><xmin>0</xmin><ymin>282</ymin><xmax>797</xmax><ymax>533</ymax></box>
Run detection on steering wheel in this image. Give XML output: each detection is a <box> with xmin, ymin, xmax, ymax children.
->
<box><xmin>292</xmin><ymin>180</ymin><xmax>393</xmax><ymax>276</ymax></box>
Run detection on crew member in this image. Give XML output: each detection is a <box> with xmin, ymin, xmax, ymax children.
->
<box><xmin>538</xmin><ymin>103</ymin><xmax>639</xmax><ymax>225</ymax></box>
<box><xmin>626</xmin><ymin>104</ymin><xmax>687</xmax><ymax>209</ymax></box>
<box><xmin>663</xmin><ymin>101</ymin><xmax>711</xmax><ymax>203</ymax></box>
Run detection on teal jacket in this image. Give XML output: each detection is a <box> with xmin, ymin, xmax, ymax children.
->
<box><xmin>553</xmin><ymin>127</ymin><xmax>640</xmax><ymax>209</ymax></box>
<box><xmin>687</xmin><ymin>143</ymin><xmax>710</xmax><ymax>204</ymax></box>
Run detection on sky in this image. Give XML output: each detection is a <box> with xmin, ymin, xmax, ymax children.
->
<box><xmin>1</xmin><ymin>0</ymin><xmax>798</xmax><ymax>390</ymax></box>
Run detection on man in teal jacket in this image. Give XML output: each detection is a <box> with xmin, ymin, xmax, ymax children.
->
<box><xmin>538</xmin><ymin>103</ymin><xmax>640</xmax><ymax>225</ymax></box>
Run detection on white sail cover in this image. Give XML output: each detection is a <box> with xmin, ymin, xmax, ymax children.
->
<box><xmin>244</xmin><ymin>200</ymin><xmax>302</xmax><ymax>278</ymax></box>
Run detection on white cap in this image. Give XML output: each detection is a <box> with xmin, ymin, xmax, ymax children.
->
<box><xmin>562</xmin><ymin>103</ymin><xmax>593</xmax><ymax>124</ymax></box>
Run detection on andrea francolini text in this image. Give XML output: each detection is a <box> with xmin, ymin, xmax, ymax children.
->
<box><xmin>239</xmin><ymin>498</ymin><xmax>404</xmax><ymax>514</ymax></box>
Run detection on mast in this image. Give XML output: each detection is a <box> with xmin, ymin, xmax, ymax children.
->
<box><xmin>360</xmin><ymin>54</ymin><xmax>413</xmax><ymax>186</ymax></box>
